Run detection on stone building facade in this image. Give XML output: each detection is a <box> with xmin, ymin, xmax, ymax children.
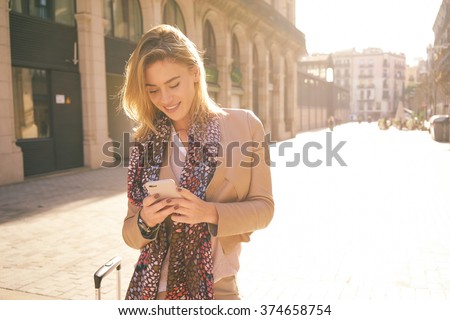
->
<box><xmin>431</xmin><ymin>0</ymin><xmax>450</xmax><ymax>117</ymax></box>
<box><xmin>332</xmin><ymin>48</ymin><xmax>406</xmax><ymax>121</ymax></box>
<box><xmin>1</xmin><ymin>0</ymin><xmax>306</xmax><ymax>185</ymax></box>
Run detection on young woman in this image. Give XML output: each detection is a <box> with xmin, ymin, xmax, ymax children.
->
<box><xmin>120</xmin><ymin>24</ymin><xmax>274</xmax><ymax>300</ymax></box>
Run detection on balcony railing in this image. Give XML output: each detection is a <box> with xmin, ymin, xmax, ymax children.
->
<box><xmin>358</xmin><ymin>73</ymin><xmax>374</xmax><ymax>78</ymax></box>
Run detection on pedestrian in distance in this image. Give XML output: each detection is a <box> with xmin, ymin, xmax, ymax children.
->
<box><xmin>327</xmin><ymin>115</ymin><xmax>335</xmax><ymax>131</ymax></box>
<box><xmin>119</xmin><ymin>24</ymin><xmax>274</xmax><ymax>300</ymax></box>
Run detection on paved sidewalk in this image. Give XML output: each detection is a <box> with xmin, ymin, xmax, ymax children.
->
<box><xmin>0</xmin><ymin>166</ymin><xmax>138</xmax><ymax>300</ymax></box>
<box><xmin>1</xmin><ymin>123</ymin><xmax>450</xmax><ymax>301</ymax></box>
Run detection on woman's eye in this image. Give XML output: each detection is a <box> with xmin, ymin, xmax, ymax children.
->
<box><xmin>148</xmin><ymin>89</ymin><xmax>158</xmax><ymax>94</ymax></box>
<box><xmin>169</xmin><ymin>83</ymin><xmax>180</xmax><ymax>89</ymax></box>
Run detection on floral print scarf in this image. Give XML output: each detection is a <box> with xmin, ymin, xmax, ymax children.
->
<box><xmin>125</xmin><ymin>113</ymin><xmax>220</xmax><ymax>300</ymax></box>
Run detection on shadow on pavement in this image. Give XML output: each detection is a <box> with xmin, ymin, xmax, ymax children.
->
<box><xmin>0</xmin><ymin>167</ymin><xmax>128</xmax><ymax>224</ymax></box>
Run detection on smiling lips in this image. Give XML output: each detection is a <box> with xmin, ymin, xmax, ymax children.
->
<box><xmin>164</xmin><ymin>102</ymin><xmax>181</xmax><ymax>112</ymax></box>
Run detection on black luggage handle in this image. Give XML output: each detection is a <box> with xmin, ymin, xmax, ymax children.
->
<box><xmin>94</xmin><ymin>256</ymin><xmax>122</xmax><ymax>300</ymax></box>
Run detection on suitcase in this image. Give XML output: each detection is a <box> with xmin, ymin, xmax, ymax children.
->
<box><xmin>94</xmin><ymin>256</ymin><xmax>122</xmax><ymax>300</ymax></box>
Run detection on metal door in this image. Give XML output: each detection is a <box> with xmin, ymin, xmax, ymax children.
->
<box><xmin>51</xmin><ymin>71</ymin><xmax>83</xmax><ymax>170</ymax></box>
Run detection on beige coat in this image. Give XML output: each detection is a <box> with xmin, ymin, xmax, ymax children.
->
<box><xmin>122</xmin><ymin>108</ymin><xmax>274</xmax><ymax>254</ymax></box>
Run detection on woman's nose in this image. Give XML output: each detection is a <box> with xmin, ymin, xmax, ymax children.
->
<box><xmin>159</xmin><ymin>88</ymin><xmax>172</xmax><ymax>105</ymax></box>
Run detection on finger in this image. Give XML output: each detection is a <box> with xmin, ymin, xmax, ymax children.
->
<box><xmin>176</xmin><ymin>187</ymin><xmax>198</xmax><ymax>201</ymax></box>
<box><xmin>143</xmin><ymin>198</ymin><xmax>175</xmax><ymax>215</ymax></box>
<box><xmin>142</xmin><ymin>193</ymin><xmax>161</xmax><ymax>207</ymax></box>
<box><xmin>154</xmin><ymin>206</ymin><xmax>176</xmax><ymax>220</ymax></box>
<box><xmin>167</xmin><ymin>198</ymin><xmax>190</xmax><ymax>210</ymax></box>
<box><xmin>172</xmin><ymin>205</ymin><xmax>187</xmax><ymax>217</ymax></box>
<box><xmin>171</xmin><ymin>205</ymin><xmax>203</xmax><ymax>225</ymax></box>
<box><xmin>171</xmin><ymin>212</ymin><xmax>189</xmax><ymax>224</ymax></box>
<box><xmin>141</xmin><ymin>203</ymin><xmax>175</xmax><ymax>226</ymax></box>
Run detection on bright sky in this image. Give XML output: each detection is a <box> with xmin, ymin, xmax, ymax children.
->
<box><xmin>295</xmin><ymin>0</ymin><xmax>443</xmax><ymax>66</ymax></box>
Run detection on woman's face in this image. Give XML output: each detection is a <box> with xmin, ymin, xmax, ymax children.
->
<box><xmin>144</xmin><ymin>59</ymin><xmax>199</xmax><ymax>129</ymax></box>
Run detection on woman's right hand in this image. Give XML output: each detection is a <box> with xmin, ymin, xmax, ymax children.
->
<box><xmin>140</xmin><ymin>194</ymin><xmax>175</xmax><ymax>227</ymax></box>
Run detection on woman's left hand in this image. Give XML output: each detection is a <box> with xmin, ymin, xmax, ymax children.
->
<box><xmin>170</xmin><ymin>187</ymin><xmax>218</xmax><ymax>225</ymax></box>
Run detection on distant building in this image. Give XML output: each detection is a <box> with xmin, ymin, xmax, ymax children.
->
<box><xmin>404</xmin><ymin>60</ymin><xmax>430</xmax><ymax>117</ymax></box>
<box><xmin>333</xmin><ymin>48</ymin><xmax>406</xmax><ymax>121</ymax></box>
<box><xmin>299</xmin><ymin>54</ymin><xmax>334</xmax><ymax>81</ymax></box>
<box><xmin>298</xmin><ymin>54</ymin><xmax>350</xmax><ymax>127</ymax></box>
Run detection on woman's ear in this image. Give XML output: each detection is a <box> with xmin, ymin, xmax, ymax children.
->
<box><xmin>193</xmin><ymin>66</ymin><xmax>200</xmax><ymax>82</ymax></box>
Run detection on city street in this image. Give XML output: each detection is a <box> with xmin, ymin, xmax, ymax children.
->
<box><xmin>0</xmin><ymin>122</ymin><xmax>449</xmax><ymax>301</ymax></box>
<box><xmin>239</xmin><ymin>122</ymin><xmax>450</xmax><ymax>300</ymax></box>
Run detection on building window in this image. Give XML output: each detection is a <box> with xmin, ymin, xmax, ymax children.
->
<box><xmin>231</xmin><ymin>35</ymin><xmax>242</xmax><ymax>87</ymax></box>
<box><xmin>10</xmin><ymin>0</ymin><xmax>76</xmax><ymax>26</ymax></box>
<box><xmin>105</xmin><ymin>0</ymin><xmax>142</xmax><ymax>42</ymax></box>
<box><xmin>204</xmin><ymin>20</ymin><xmax>218</xmax><ymax>84</ymax></box>
<box><xmin>163</xmin><ymin>0</ymin><xmax>186</xmax><ymax>35</ymax></box>
<box><xmin>29</xmin><ymin>0</ymin><xmax>51</xmax><ymax>20</ymax></box>
<box><xmin>55</xmin><ymin>0</ymin><xmax>76</xmax><ymax>25</ymax></box>
<box><xmin>319</xmin><ymin>66</ymin><xmax>326</xmax><ymax>79</ymax></box>
<box><xmin>12</xmin><ymin>67</ymin><xmax>51</xmax><ymax>139</ymax></box>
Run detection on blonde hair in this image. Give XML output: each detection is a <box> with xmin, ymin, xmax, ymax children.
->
<box><xmin>120</xmin><ymin>24</ymin><xmax>224</xmax><ymax>140</ymax></box>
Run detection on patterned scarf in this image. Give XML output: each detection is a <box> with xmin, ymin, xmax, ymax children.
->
<box><xmin>125</xmin><ymin>113</ymin><xmax>220</xmax><ymax>300</ymax></box>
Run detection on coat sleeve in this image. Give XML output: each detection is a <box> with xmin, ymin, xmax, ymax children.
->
<box><xmin>213</xmin><ymin>111</ymin><xmax>274</xmax><ymax>237</ymax></box>
<box><xmin>122</xmin><ymin>146</ymin><xmax>153</xmax><ymax>249</ymax></box>
<box><xmin>122</xmin><ymin>200</ymin><xmax>153</xmax><ymax>249</ymax></box>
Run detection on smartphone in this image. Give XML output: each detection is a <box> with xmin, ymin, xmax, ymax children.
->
<box><xmin>143</xmin><ymin>179</ymin><xmax>182</xmax><ymax>199</ymax></box>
